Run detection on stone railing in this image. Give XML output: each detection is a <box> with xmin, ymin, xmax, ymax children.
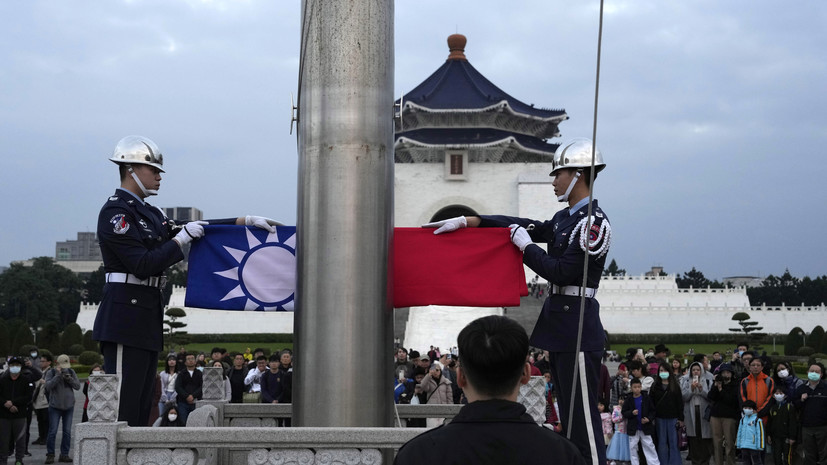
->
<box><xmin>75</xmin><ymin>369</ymin><xmax>547</xmax><ymax>464</ymax></box>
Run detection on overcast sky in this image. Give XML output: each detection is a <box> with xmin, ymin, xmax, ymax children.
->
<box><xmin>1</xmin><ymin>1</ymin><xmax>824</xmax><ymax>280</ymax></box>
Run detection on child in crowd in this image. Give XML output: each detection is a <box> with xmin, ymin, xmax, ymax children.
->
<box><xmin>767</xmin><ymin>387</ymin><xmax>798</xmax><ymax>465</ymax></box>
<box><xmin>621</xmin><ymin>378</ymin><xmax>660</xmax><ymax>465</ymax></box>
<box><xmin>599</xmin><ymin>401</ymin><xmax>613</xmax><ymax>445</ymax></box>
<box><xmin>736</xmin><ymin>400</ymin><xmax>765</xmax><ymax>465</ymax></box>
<box><xmin>606</xmin><ymin>397</ymin><xmax>631</xmax><ymax>465</ymax></box>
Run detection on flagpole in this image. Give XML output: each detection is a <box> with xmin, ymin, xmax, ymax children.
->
<box><xmin>294</xmin><ymin>0</ymin><xmax>394</xmax><ymax>428</ymax></box>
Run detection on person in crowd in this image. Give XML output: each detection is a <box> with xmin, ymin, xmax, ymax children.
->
<box><xmin>44</xmin><ymin>354</ymin><xmax>80</xmax><ymax>464</ymax></box>
<box><xmin>260</xmin><ymin>354</ymin><xmax>284</xmax><ymax>405</ymax></box>
<box><xmin>735</xmin><ymin>351</ymin><xmax>755</xmax><ymax>381</ymax></box>
<box><xmin>31</xmin><ymin>353</ymin><xmax>52</xmax><ymax>447</ymax></box>
<box><xmin>415</xmin><ymin>363</ymin><xmax>453</xmax><ymax>428</ymax></box>
<box><xmin>622</xmin><ymin>378</ymin><xmax>660</xmax><ymax>465</ymax></box>
<box><xmin>709</xmin><ymin>352</ymin><xmax>723</xmax><ymax>373</ymax></box>
<box><xmin>707</xmin><ymin>363</ymin><xmax>741</xmax><ymax>465</ymax></box>
<box><xmin>736</xmin><ymin>399</ymin><xmax>765</xmax><ymax>465</ymax></box>
<box><xmin>244</xmin><ymin>355</ymin><xmax>268</xmax><ymax>402</ymax></box>
<box><xmin>158</xmin><ymin>355</ymin><xmax>178</xmax><ymax>416</ymax></box>
<box><xmin>671</xmin><ymin>359</ymin><xmax>684</xmax><ymax>378</ymax></box>
<box><xmin>767</xmin><ymin>386</ymin><xmax>798</xmax><ymax>465</ymax></box>
<box><xmin>276</xmin><ymin>349</ymin><xmax>293</xmax><ymax>426</ymax></box>
<box><xmin>534</xmin><ymin>350</ymin><xmax>551</xmax><ymax>374</ymax></box>
<box><xmin>395</xmin><ymin>348</ymin><xmax>414</xmax><ymax>380</ymax></box>
<box><xmin>610</xmin><ymin>364</ymin><xmax>630</xmax><ymax>408</ymax></box>
<box><xmin>243</xmin><ymin>348</ymin><xmax>253</xmax><ymax>363</ymax></box>
<box><xmin>405</xmin><ymin>367</ymin><xmax>428</xmax><ymax>428</ymax></box>
<box><xmin>628</xmin><ymin>360</ymin><xmax>654</xmax><ymax>393</ymax></box>
<box><xmin>246</xmin><ymin>349</ymin><xmax>265</xmax><ymax>371</ymax></box>
<box><xmin>394</xmin><ymin>370</ymin><xmax>415</xmax><ymax>407</ymax></box>
<box><xmin>607</xmin><ymin>396</ymin><xmax>631</xmax><ymax>465</ymax></box>
<box><xmin>599</xmin><ymin>401</ymin><xmax>613</xmax><ymax>446</ymax></box>
<box><xmin>773</xmin><ymin>361</ymin><xmax>804</xmax><ymax>399</ymax></box>
<box><xmin>210</xmin><ymin>361</ymin><xmax>232</xmax><ymax>402</ymax></box>
<box><xmin>793</xmin><ymin>362</ymin><xmax>827</xmax><ymax>465</ymax></box>
<box><xmin>0</xmin><ymin>356</ymin><xmax>34</xmax><ymax>465</ymax></box>
<box><xmin>158</xmin><ymin>404</ymin><xmax>184</xmax><ymax>427</ymax></box>
<box><xmin>651</xmin><ymin>362</ymin><xmax>683</xmax><ymax>465</ymax></box>
<box><xmin>415</xmin><ymin>354</ymin><xmax>431</xmax><ymax>372</ymax></box>
<box><xmin>682</xmin><ymin>360</ymin><xmax>714</xmax><ymax>465</ymax></box>
<box><xmin>174</xmin><ymin>353</ymin><xmax>203</xmax><ymax>425</ymax></box>
<box><xmin>228</xmin><ymin>353</ymin><xmax>248</xmax><ymax>404</ymax></box>
<box><xmin>599</xmin><ymin>361</ymin><xmax>612</xmax><ymax>406</ymax></box>
<box><xmin>394</xmin><ymin>315</ymin><xmax>586</xmax><ymax>465</ymax></box>
<box><xmin>16</xmin><ymin>355</ymin><xmax>42</xmax><ymax>458</ymax></box>
<box><xmin>544</xmin><ymin>372</ymin><xmax>562</xmax><ymax>431</ymax></box>
<box><xmin>739</xmin><ymin>357</ymin><xmax>774</xmax><ymax>429</ymax></box>
<box><xmin>81</xmin><ymin>364</ymin><xmax>103</xmax><ymax>422</ymax></box>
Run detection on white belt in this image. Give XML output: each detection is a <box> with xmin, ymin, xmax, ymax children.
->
<box><xmin>105</xmin><ymin>272</ymin><xmax>165</xmax><ymax>288</ymax></box>
<box><xmin>551</xmin><ymin>284</ymin><xmax>597</xmax><ymax>298</ymax></box>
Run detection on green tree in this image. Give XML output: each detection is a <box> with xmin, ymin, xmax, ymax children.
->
<box><xmin>83</xmin><ymin>265</ymin><xmax>106</xmax><ymax>304</ymax></box>
<box><xmin>0</xmin><ymin>257</ymin><xmax>84</xmax><ymax>327</ymax></box>
<box><xmin>37</xmin><ymin>322</ymin><xmax>62</xmax><ymax>355</ymax></box>
<box><xmin>164</xmin><ymin>307</ymin><xmax>188</xmax><ymax>352</ymax></box>
<box><xmin>785</xmin><ymin>327</ymin><xmax>805</xmax><ymax>356</ymax></box>
<box><xmin>5</xmin><ymin>318</ymin><xmax>35</xmax><ymax>354</ymax></box>
<box><xmin>747</xmin><ymin>269</ymin><xmax>801</xmax><ymax>306</ymax></box>
<box><xmin>676</xmin><ymin>267</ymin><xmax>724</xmax><ymax>289</ymax></box>
<box><xmin>162</xmin><ymin>265</ymin><xmax>188</xmax><ymax>306</ymax></box>
<box><xmin>729</xmin><ymin>312</ymin><xmax>764</xmax><ymax>351</ymax></box>
<box><xmin>82</xmin><ymin>330</ymin><xmax>98</xmax><ymax>351</ymax></box>
<box><xmin>0</xmin><ymin>319</ymin><xmax>8</xmax><ymax>354</ymax></box>
<box><xmin>603</xmin><ymin>259</ymin><xmax>626</xmax><ymax>276</ymax></box>
<box><xmin>60</xmin><ymin>322</ymin><xmax>84</xmax><ymax>354</ymax></box>
<box><xmin>810</xmin><ymin>325</ymin><xmax>825</xmax><ymax>354</ymax></box>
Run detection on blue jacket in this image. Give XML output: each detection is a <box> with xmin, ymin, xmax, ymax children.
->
<box><xmin>736</xmin><ymin>413</ymin><xmax>765</xmax><ymax>450</ymax></box>
<box><xmin>480</xmin><ymin>200</ymin><xmax>609</xmax><ymax>352</ymax></box>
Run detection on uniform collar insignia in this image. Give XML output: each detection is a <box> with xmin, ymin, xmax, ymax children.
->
<box><xmin>139</xmin><ymin>219</ymin><xmax>149</xmax><ymax>229</ymax></box>
<box><xmin>109</xmin><ymin>196</ymin><xmax>118</xmax><ymax>201</ymax></box>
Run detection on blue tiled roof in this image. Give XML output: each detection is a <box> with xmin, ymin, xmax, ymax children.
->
<box><xmin>399</xmin><ymin>59</ymin><xmax>565</xmax><ymax>119</ymax></box>
<box><xmin>396</xmin><ymin>128</ymin><xmax>559</xmax><ymax>154</ymax></box>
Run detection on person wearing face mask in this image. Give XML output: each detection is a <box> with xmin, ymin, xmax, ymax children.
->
<box><xmin>0</xmin><ymin>356</ymin><xmax>34</xmax><ymax>465</ymax></box>
<box><xmin>736</xmin><ymin>400</ymin><xmax>765</xmax><ymax>465</ymax></box>
<box><xmin>767</xmin><ymin>387</ymin><xmax>798</xmax><ymax>465</ymax></box>
<box><xmin>773</xmin><ymin>361</ymin><xmax>804</xmax><ymax>400</ymax></box>
<box><xmin>158</xmin><ymin>404</ymin><xmax>184</xmax><ymax>427</ymax></box>
<box><xmin>681</xmin><ymin>361</ymin><xmax>714</xmax><ymax>465</ymax></box>
<box><xmin>650</xmin><ymin>362</ymin><xmax>684</xmax><ymax>465</ymax></box>
<box><xmin>81</xmin><ymin>363</ymin><xmax>104</xmax><ymax>422</ymax></box>
<box><xmin>793</xmin><ymin>362</ymin><xmax>827</xmax><ymax>465</ymax></box>
<box><xmin>708</xmin><ymin>364</ymin><xmax>741</xmax><ymax>465</ymax></box>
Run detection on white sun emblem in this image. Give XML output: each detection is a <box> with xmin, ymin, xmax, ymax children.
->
<box><xmin>213</xmin><ymin>228</ymin><xmax>296</xmax><ymax>311</ymax></box>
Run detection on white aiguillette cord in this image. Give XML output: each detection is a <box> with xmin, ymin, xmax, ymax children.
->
<box><xmin>567</xmin><ymin>0</ymin><xmax>606</xmax><ymax>449</ymax></box>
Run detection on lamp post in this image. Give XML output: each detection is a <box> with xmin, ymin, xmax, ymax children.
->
<box><xmin>798</xmin><ymin>330</ymin><xmax>807</xmax><ymax>347</ymax></box>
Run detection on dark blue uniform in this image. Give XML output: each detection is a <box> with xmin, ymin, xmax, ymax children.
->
<box><xmin>479</xmin><ymin>199</ymin><xmax>610</xmax><ymax>465</ymax></box>
<box><xmin>94</xmin><ymin>188</ymin><xmax>234</xmax><ymax>426</ymax></box>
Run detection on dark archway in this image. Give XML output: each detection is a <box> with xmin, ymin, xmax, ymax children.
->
<box><xmin>429</xmin><ymin>204</ymin><xmax>479</xmax><ymax>223</ymax></box>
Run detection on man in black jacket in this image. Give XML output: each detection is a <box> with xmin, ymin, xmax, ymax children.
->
<box><xmin>174</xmin><ymin>353</ymin><xmax>203</xmax><ymax>425</ymax></box>
<box><xmin>393</xmin><ymin>316</ymin><xmax>585</xmax><ymax>465</ymax></box>
<box><xmin>0</xmin><ymin>356</ymin><xmax>34</xmax><ymax>465</ymax></box>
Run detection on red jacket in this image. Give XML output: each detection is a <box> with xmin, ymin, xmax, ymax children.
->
<box><xmin>740</xmin><ymin>371</ymin><xmax>775</xmax><ymax>421</ymax></box>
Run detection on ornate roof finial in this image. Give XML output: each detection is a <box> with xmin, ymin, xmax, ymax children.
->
<box><xmin>447</xmin><ymin>34</ymin><xmax>467</xmax><ymax>61</ymax></box>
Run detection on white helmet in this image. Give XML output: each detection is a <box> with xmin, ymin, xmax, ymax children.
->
<box><xmin>109</xmin><ymin>135</ymin><xmax>165</xmax><ymax>172</ymax></box>
<box><xmin>550</xmin><ymin>138</ymin><xmax>605</xmax><ymax>176</ymax></box>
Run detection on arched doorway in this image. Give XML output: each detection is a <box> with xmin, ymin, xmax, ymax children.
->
<box><xmin>429</xmin><ymin>204</ymin><xmax>479</xmax><ymax>223</ymax></box>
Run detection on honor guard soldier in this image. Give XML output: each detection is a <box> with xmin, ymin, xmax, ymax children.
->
<box><xmin>95</xmin><ymin>135</ymin><xmax>280</xmax><ymax>426</ymax></box>
<box><xmin>424</xmin><ymin>138</ymin><xmax>612</xmax><ymax>465</ymax></box>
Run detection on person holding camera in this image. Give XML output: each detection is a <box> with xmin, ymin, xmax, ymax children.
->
<box><xmin>44</xmin><ymin>355</ymin><xmax>80</xmax><ymax>463</ymax></box>
<box><xmin>708</xmin><ymin>363</ymin><xmax>741</xmax><ymax>465</ymax></box>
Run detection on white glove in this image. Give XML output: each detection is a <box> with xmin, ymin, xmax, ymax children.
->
<box><xmin>422</xmin><ymin>216</ymin><xmax>467</xmax><ymax>235</ymax></box>
<box><xmin>509</xmin><ymin>224</ymin><xmax>533</xmax><ymax>252</ymax></box>
<box><xmin>245</xmin><ymin>215</ymin><xmax>280</xmax><ymax>233</ymax></box>
<box><xmin>173</xmin><ymin>221</ymin><xmax>208</xmax><ymax>247</ymax></box>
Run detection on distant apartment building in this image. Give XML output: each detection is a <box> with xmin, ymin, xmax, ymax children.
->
<box><xmin>163</xmin><ymin>207</ymin><xmax>203</xmax><ymax>224</ymax></box>
<box><xmin>56</xmin><ymin>232</ymin><xmax>102</xmax><ymax>261</ymax></box>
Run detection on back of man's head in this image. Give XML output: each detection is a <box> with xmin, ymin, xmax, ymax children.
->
<box><xmin>458</xmin><ymin>315</ymin><xmax>528</xmax><ymax>398</ymax></box>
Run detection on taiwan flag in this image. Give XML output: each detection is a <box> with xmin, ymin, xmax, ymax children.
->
<box><xmin>186</xmin><ymin>226</ymin><xmax>527</xmax><ymax>310</ymax></box>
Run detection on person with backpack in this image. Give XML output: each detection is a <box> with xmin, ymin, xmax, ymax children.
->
<box><xmin>736</xmin><ymin>400</ymin><xmax>765</xmax><ymax>465</ymax></box>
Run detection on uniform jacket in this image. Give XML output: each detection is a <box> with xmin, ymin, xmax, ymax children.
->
<box><xmin>44</xmin><ymin>368</ymin><xmax>80</xmax><ymax>410</ymax></box>
<box><xmin>393</xmin><ymin>399</ymin><xmax>586</xmax><ymax>465</ymax></box>
<box><xmin>174</xmin><ymin>369</ymin><xmax>203</xmax><ymax>401</ymax></box>
<box><xmin>94</xmin><ymin>189</ymin><xmax>183</xmax><ymax>351</ymax></box>
<box><xmin>736</xmin><ymin>412</ymin><xmax>765</xmax><ymax>451</ymax></box>
<box><xmin>0</xmin><ymin>371</ymin><xmax>34</xmax><ymax>419</ymax></box>
<box><xmin>621</xmin><ymin>392</ymin><xmax>656</xmax><ymax>436</ymax></box>
<box><xmin>479</xmin><ymin>200</ymin><xmax>610</xmax><ymax>352</ymax></box>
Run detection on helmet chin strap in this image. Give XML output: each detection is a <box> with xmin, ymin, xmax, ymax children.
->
<box><xmin>126</xmin><ymin>164</ymin><xmax>158</xmax><ymax>197</ymax></box>
<box><xmin>556</xmin><ymin>171</ymin><xmax>581</xmax><ymax>202</ymax></box>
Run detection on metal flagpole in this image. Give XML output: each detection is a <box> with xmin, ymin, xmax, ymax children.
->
<box><xmin>294</xmin><ymin>0</ymin><xmax>395</xmax><ymax>427</ymax></box>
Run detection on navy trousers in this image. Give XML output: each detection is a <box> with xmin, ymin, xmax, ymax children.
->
<box><xmin>549</xmin><ymin>350</ymin><xmax>606</xmax><ymax>465</ymax></box>
<box><xmin>102</xmin><ymin>342</ymin><xmax>158</xmax><ymax>427</ymax></box>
